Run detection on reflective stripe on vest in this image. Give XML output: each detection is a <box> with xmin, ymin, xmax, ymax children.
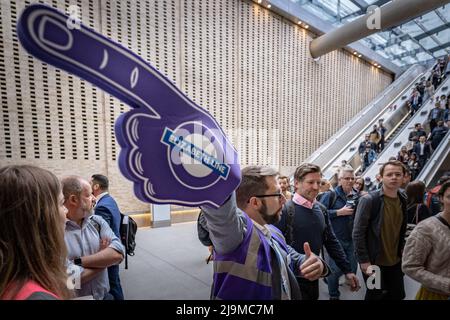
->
<box><xmin>213</xmin><ymin>226</ymin><xmax>272</xmax><ymax>287</ymax></box>
<box><xmin>212</xmin><ymin>213</ymin><xmax>291</xmax><ymax>299</ymax></box>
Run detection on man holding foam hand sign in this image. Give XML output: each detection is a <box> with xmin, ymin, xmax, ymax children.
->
<box><xmin>17</xmin><ymin>4</ymin><xmax>327</xmax><ymax>300</ymax></box>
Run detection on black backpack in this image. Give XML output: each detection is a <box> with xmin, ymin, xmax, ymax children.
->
<box><xmin>120</xmin><ymin>213</ymin><xmax>137</xmax><ymax>269</ymax></box>
<box><xmin>90</xmin><ymin>214</ymin><xmax>137</xmax><ymax>269</ymax></box>
<box><xmin>284</xmin><ymin>200</ymin><xmax>333</xmax><ymax>260</ymax></box>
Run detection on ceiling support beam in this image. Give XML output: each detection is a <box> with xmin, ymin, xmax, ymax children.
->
<box><xmin>309</xmin><ymin>0</ymin><xmax>450</xmax><ymax>59</ymax></box>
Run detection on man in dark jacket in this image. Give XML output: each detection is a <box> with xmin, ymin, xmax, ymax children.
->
<box><xmin>319</xmin><ymin>166</ymin><xmax>360</xmax><ymax>300</ymax></box>
<box><xmin>408</xmin><ymin>123</ymin><xmax>427</xmax><ymax>142</ymax></box>
<box><xmin>430</xmin><ymin>120</ymin><xmax>448</xmax><ymax>150</ymax></box>
<box><xmin>409</xmin><ymin>91</ymin><xmax>422</xmax><ymax>115</ymax></box>
<box><xmin>377</xmin><ymin>119</ymin><xmax>387</xmax><ymax>152</ymax></box>
<box><xmin>275</xmin><ymin>163</ymin><xmax>359</xmax><ymax>300</ymax></box>
<box><xmin>413</xmin><ymin>135</ymin><xmax>432</xmax><ymax>169</ymax></box>
<box><xmin>91</xmin><ymin>174</ymin><xmax>124</xmax><ymax>300</ymax></box>
<box><xmin>428</xmin><ymin>102</ymin><xmax>444</xmax><ymax>133</ymax></box>
<box><xmin>358</xmin><ymin>134</ymin><xmax>376</xmax><ymax>155</ymax></box>
<box><xmin>353</xmin><ymin>160</ymin><xmax>408</xmax><ymax>300</ymax></box>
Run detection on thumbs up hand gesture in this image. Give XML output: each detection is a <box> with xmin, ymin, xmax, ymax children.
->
<box><xmin>299</xmin><ymin>242</ymin><xmax>325</xmax><ymax>281</ymax></box>
<box><xmin>303</xmin><ymin>242</ymin><xmax>313</xmax><ymax>257</ymax></box>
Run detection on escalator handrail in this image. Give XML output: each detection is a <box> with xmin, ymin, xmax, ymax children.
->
<box><xmin>317</xmin><ymin>67</ymin><xmax>428</xmax><ymax>172</ymax></box>
<box><xmin>306</xmin><ymin>64</ymin><xmax>425</xmax><ymax>167</ymax></box>
<box><xmin>362</xmin><ymin>75</ymin><xmax>449</xmax><ymax>179</ymax></box>
<box><xmin>415</xmin><ymin>129</ymin><xmax>450</xmax><ymax>186</ymax></box>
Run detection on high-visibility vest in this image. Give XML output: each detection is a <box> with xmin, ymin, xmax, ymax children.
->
<box><xmin>211</xmin><ymin>213</ymin><xmax>289</xmax><ymax>300</ymax></box>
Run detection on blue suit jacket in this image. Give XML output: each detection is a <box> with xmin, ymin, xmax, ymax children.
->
<box><xmin>413</xmin><ymin>142</ymin><xmax>431</xmax><ymax>159</ymax></box>
<box><xmin>94</xmin><ymin>194</ymin><xmax>121</xmax><ymax>238</ymax></box>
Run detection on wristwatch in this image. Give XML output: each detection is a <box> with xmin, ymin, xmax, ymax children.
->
<box><xmin>74</xmin><ymin>257</ymin><xmax>82</xmax><ymax>266</ymax></box>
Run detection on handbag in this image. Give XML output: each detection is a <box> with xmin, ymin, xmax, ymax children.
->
<box><xmin>405</xmin><ymin>204</ymin><xmax>420</xmax><ymax>240</ymax></box>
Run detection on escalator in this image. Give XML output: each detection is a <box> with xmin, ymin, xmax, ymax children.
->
<box><xmin>305</xmin><ymin>64</ymin><xmax>427</xmax><ymax>180</ymax></box>
<box><xmin>416</xmin><ymin>129</ymin><xmax>450</xmax><ymax>187</ymax></box>
<box><xmin>384</xmin><ymin>114</ymin><xmax>412</xmax><ymax>146</ymax></box>
<box><xmin>363</xmin><ymin>76</ymin><xmax>450</xmax><ymax>181</ymax></box>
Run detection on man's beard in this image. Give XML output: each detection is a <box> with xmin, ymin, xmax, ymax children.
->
<box><xmin>82</xmin><ymin>202</ymin><xmax>93</xmax><ymax>217</ymax></box>
<box><xmin>259</xmin><ymin>200</ymin><xmax>282</xmax><ymax>225</ymax></box>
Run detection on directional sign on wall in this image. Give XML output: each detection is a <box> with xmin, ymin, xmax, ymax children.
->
<box><xmin>17</xmin><ymin>4</ymin><xmax>241</xmax><ymax>208</ymax></box>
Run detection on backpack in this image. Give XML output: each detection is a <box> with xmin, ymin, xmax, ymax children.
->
<box><xmin>90</xmin><ymin>214</ymin><xmax>137</xmax><ymax>269</ymax></box>
<box><xmin>326</xmin><ymin>190</ymin><xmax>337</xmax><ymax>209</ymax></box>
<box><xmin>120</xmin><ymin>213</ymin><xmax>138</xmax><ymax>269</ymax></box>
<box><xmin>426</xmin><ymin>185</ymin><xmax>441</xmax><ymax>215</ymax></box>
<box><xmin>284</xmin><ymin>200</ymin><xmax>332</xmax><ymax>260</ymax></box>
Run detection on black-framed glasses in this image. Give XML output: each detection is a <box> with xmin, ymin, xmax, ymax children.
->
<box><xmin>247</xmin><ymin>193</ymin><xmax>284</xmax><ymax>202</ymax></box>
<box><xmin>342</xmin><ymin>177</ymin><xmax>355</xmax><ymax>181</ymax></box>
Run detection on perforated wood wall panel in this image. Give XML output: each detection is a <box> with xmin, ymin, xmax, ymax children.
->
<box><xmin>0</xmin><ymin>0</ymin><xmax>392</xmax><ymax>213</ymax></box>
<box><xmin>279</xmin><ymin>21</ymin><xmax>392</xmax><ymax>174</ymax></box>
<box><xmin>238</xmin><ymin>2</ymin><xmax>283</xmax><ymax>168</ymax></box>
<box><xmin>99</xmin><ymin>0</ymin><xmax>180</xmax><ymax>212</ymax></box>
<box><xmin>181</xmin><ymin>0</ymin><xmax>238</xmax><ymax>147</ymax></box>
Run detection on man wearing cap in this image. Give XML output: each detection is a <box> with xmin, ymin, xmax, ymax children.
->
<box><xmin>362</xmin><ymin>145</ymin><xmax>377</xmax><ymax>172</ymax></box>
<box><xmin>358</xmin><ymin>135</ymin><xmax>376</xmax><ymax>158</ymax></box>
<box><xmin>364</xmin><ymin>177</ymin><xmax>377</xmax><ymax>192</ymax></box>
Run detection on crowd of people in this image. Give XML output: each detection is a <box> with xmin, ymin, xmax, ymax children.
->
<box><xmin>192</xmin><ymin>56</ymin><xmax>450</xmax><ymax>301</ymax></box>
<box><xmin>0</xmin><ymin>168</ymin><xmax>126</xmax><ymax>300</ymax></box>
<box><xmin>3</xmin><ymin>160</ymin><xmax>448</xmax><ymax>301</ymax></box>
<box><xmin>357</xmin><ymin>57</ymin><xmax>449</xmax><ymax>179</ymax></box>
<box><xmin>1</xmin><ymin>56</ymin><xmax>449</xmax><ymax>301</ymax></box>
<box><xmin>198</xmin><ymin>160</ymin><xmax>450</xmax><ymax>300</ymax></box>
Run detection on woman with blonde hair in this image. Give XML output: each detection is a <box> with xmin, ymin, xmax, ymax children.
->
<box><xmin>0</xmin><ymin>165</ymin><xmax>71</xmax><ymax>300</ymax></box>
<box><xmin>402</xmin><ymin>180</ymin><xmax>450</xmax><ymax>300</ymax></box>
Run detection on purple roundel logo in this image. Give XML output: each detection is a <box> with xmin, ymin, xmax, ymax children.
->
<box><xmin>17</xmin><ymin>4</ymin><xmax>241</xmax><ymax>208</ymax></box>
<box><xmin>161</xmin><ymin>122</ymin><xmax>231</xmax><ymax>190</ymax></box>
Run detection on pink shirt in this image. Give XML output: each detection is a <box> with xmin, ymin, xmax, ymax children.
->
<box><xmin>292</xmin><ymin>192</ymin><xmax>315</xmax><ymax>209</ymax></box>
<box><xmin>1</xmin><ymin>281</ymin><xmax>59</xmax><ymax>300</ymax></box>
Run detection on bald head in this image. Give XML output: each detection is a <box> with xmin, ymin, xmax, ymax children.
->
<box><xmin>61</xmin><ymin>175</ymin><xmax>85</xmax><ymax>201</ymax></box>
<box><xmin>61</xmin><ymin>176</ymin><xmax>95</xmax><ymax>224</ymax></box>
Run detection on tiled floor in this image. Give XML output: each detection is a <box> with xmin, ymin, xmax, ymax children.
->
<box><xmin>121</xmin><ymin>222</ymin><xmax>420</xmax><ymax>300</ymax></box>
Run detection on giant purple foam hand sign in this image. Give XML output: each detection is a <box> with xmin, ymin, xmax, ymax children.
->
<box><xmin>17</xmin><ymin>4</ymin><xmax>241</xmax><ymax>208</ymax></box>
